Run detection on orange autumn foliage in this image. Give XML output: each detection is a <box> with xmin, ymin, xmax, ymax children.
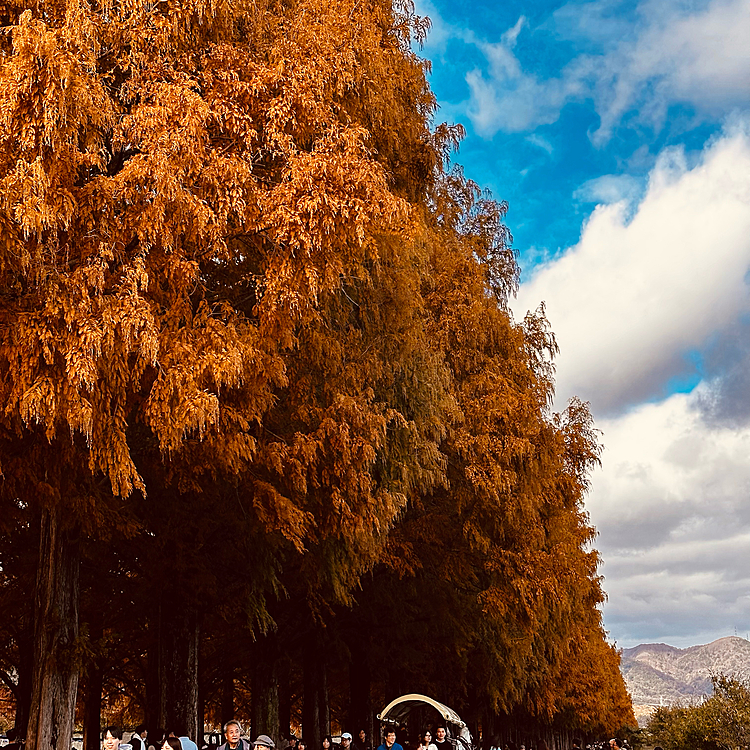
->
<box><xmin>0</xmin><ymin>0</ymin><xmax>634</xmax><ymax>737</ymax></box>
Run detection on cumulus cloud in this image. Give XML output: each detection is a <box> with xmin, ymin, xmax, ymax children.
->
<box><xmin>695</xmin><ymin>317</ymin><xmax>750</xmax><ymax>427</ymax></box>
<box><xmin>417</xmin><ymin>0</ymin><xmax>750</xmax><ymax>649</ymax></box>
<box><xmin>460</xmin><ymin>0</ymin><xmax>750</xmax><ymax>141</ymax></box>
<box><xmin>589</xmin><ymin>390</ymin><xmax>750</xmax><ymax>646</ymax></box>
<box><xmin>511</xmin><ymin>123</ymin><xmax>750</xmax><ymax>646</ymax></box>
<box><xmin>513</xmin><ymin>124</ymin><xmax>750</xmax><ymax>415</ymax></box>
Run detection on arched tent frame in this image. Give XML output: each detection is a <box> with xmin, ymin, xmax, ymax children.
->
<box><xmin>377</xmin><ymin>694</ymin><xmax>474</xmax><ymax>750</ymax></box>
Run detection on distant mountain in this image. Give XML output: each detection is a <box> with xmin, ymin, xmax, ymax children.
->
<box><xmin>620</xmin><ymin>636</ymin><xmax>750</xmax><ymax>706</ymax></box>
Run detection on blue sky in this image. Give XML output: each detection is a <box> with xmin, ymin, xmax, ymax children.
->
<box><xmin>416</xmin><ymin>0</ymin><xmax>750</xmax><ymax>648</ymax></box>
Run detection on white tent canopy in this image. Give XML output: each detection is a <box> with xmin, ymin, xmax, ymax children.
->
<box><xmin>377</xmin><ymin>693</ymin><xmax>467</xmax><ymax>729</ymax></box>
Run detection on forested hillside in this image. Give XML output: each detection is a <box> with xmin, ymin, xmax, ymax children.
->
<box><xmin>0</xmin><ymin>0</ymin><xmax>634</xmax><ymax>746</ymax></box>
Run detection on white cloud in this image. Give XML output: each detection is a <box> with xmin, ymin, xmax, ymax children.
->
<box><xmin>526</xmin><ymin>134</ymin><xmax>554</xmax><ymax>155</ymax></box>
<box><xmin>458</xmin><ymin>0</ymin><xmax>750</xmax><ymax>141</ymax></box>
<box><xmin>465</xmin><ymin>42</ymin><xmax>579</xmax><ymax>136</ymax></box>
<box><xmin>511</xmin><ymin>123</ymin><xmax>750</xmax><ymax>646</ymax></box>
<box><xmin>587</xmin><ymin>0</ymin><xmax>750</xmax><ymax>142</ymax></box>
<box><xmin>573</xmin><ymin>173</ymin><xmax>643</xmax><ymax>205</ymax></box>
<box><xmin>417</xmin><ymin>0</ymin><xmax>750</xmax><ymax>650</ymax></box>
<box><xmin>589</xmin><ymin>389</ymin><xmax>750</xmax><ymax>646</ymax></box>
<box><xmin>513</xmin><ymin>124</ymin><xmax>750</xmax><ymax>415</ymax></box>
<box><xmin>501</xmin><ymin>15</ymin><xmax>526</xmax><ymax>47</ymax></box>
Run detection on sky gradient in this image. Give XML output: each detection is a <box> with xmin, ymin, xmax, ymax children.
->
<box><xmin>416</xmin><ymin>0</ymin><xmax>750</xmax><ymax>648</ymax></box>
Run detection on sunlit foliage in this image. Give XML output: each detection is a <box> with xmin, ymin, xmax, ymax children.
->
<box><xmin>0</xmin><ymin>0</ymin><xmax>634</xmax><ymax>738</ymax></box>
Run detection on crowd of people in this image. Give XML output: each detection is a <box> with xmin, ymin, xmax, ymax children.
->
<box><xmin>99</xmin><ymin>725</ymin><xmax>276</xmax><ymax>750</ymax></box>
<box><xmin>96</xmin><ymin>722</ymin><xmax>461</xmax><ymax>750</ymax></box>
<box><xmin>94</xmin><ymin>723</ymin><xmax>629</xmax><ymax>750</ymax></box>
<box><xmin>485</xmin><ymin>738</ymin><xmax>631</xmax><ymax>750</ymax></box>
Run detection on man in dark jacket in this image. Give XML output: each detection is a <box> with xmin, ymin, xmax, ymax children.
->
<box><xmin>433</xmin><ymin>727</ymin><xmax>451</xmax><ymax>750</ymax></box>
<box><xmin>353</xmin><ymin>730</ymin><xmax>370</xmax><ymax>750</ymax></box>
<box><xmin>130</xmin><ymin>725</ymin><xmax>148</xmax><ymax>750</ymax></box>
<box><xmin>218</xmin><ymin>721</ymin><xmax>251</xmax><ymax>750</ymax></box>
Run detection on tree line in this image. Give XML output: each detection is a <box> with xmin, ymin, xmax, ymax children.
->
<box><xmin>646</xmin><ymin>675</ymin><xmax>750</xmax><ymax>750</ymax></box>
<box><xmin>0</xmin><ymin>0</ymin><xmax>635</xmax><ymax>746</ymax></box>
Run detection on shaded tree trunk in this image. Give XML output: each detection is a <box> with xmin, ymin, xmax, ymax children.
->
<box><xmin>26</xmin><ymin>505</ymin><xmax>80</xmax><ymax>750</ymax></box>
<box><xmin>221</xmin><ymin>666</ymin><xmax>235</xmax><ymax>727</ymax></box>
<box><xmin>319</xmin><ymin>666</ymin><xmax>329</xmax><ymax>741</ymax></box>
<box><xmin>82</xmin><ymin>664</ymin><xmax>103</xmax><ymax>750</ymax></box>
<box><xmin>252</xmin><ymin>636</ymin><xmax>280</xmax><ymax>747</ymax></box>
<box><xmin>145</xmin><ymin>607</ymin><xmax>161</xmax><ymax>733</ymax></box>
<box><xmin>82</xmin><ymin>613</ymin><xmax>104</xmax><ymax>750</ymax></box>
<box><xmin>279</xmin><ymin>658</ymin><xmax>291</xmax><ymax>740</ymax></box>
<box><xmin>348</xmin><ymin>636</ymin><xmax>371</xmax><ymax>739</ymax></box>
<box><xmin>158</xmin><ymin>599</ymin><xmax>200</xmax><ymax>739</ymax></box>
<box><xmin>198</xmin><ymin>688</ymin><xmax>205</xmax><ymax>746</ymax></box>
<box><xmin>12</xmin><ymin>624</ymin><xmax>34</xmax><ymax>740</ymax></box>
<box><xmin>303</xmin><ymin>633</ymin><xmax>321</xmax><ymax>750</ymax></box>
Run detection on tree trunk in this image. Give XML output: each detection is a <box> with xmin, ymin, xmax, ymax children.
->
<box><xmin>348</xmin><ymin>637</ymin><xmax>371</xmax><ymax>738</ymax></box>
<box><xmin>252</xmin><ymin>637</ymin><xmax>280</xmax><ymax>748</ymax></box>
<box><xmin>82</xmin><ymin>664</ymin><xmax>103</xmax><ymax>750</ymax></box>
<box><xmin>318</xmin><ymin>665</ymin><xmax>329</xmax><ymax>741</ymax></box>
<box><xmin>146</xmin><ymin>606</ymin><xmax>161</xmax><ymax>733</ymax></box>
<box><xmin>278</xmin><ymin>659</ymin><xmax>291</xmax><ymax>741</ymax></box>
<box><xmin>12</xmin><ymin>623</ymin><xmax>34</xmax><ymax>740</ymax></box>
<box><xmin>82</xmin><ymin>612</ymin><xmax>104</xmax><ymax>750</ymax></box>
<box><xmin>221</xmin><ymin>666</ymin><xmax>235</xmax><ymax>727</ymax></box>
<box><xmin>198</xmin><ymin>688</ymin><xmax>205</xmax><ymax>747</ymax></box>
<box><xmin>158</xmin><ymin>599</ymin><xmax>200</xmax><ymax>739</ymax></box>
<box><xmin>303</xmin><ymin>635</ymin><xmax>321</xmax><ymax>750</ymax></box>
<box><xmin>26</xmin><ymin>505</ymin><xmax>81</xmax><ymax>750</ymax></box>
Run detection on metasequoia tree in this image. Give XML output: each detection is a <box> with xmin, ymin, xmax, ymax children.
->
<box><xmin>0</xmin><ymin>0</ymin><xmax>443</xmax><ymax>742</ymax></box>
<box><xmin>0</xmin><ymin>0</ymin><xmax>635</xmax><ymax>741</ymax></box>
<box><xmin>0</xmin><ymin>494</ymin><xmax>37</xmax><ymax>737</ymax></box>
<box><xmin>321</xmin><ymin>166</ymin><xmax>635</xmax><ymax>737</ymax></box>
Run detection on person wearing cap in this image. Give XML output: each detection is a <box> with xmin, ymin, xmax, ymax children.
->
<box><xmin>253</xmin><ymin>735</ymin><xmax>276</xmax><ymax>750</ymax></box>
<box><xmin>341</xmin><ymin>733</ymin><xmax>353</xmax><ymax>750</ymax></box>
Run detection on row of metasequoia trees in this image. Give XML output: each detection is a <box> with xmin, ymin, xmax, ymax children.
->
<box><xmin>0</xmin><ymin>0</ymin><xmax>635</xmax><ymax>746</ymax></box>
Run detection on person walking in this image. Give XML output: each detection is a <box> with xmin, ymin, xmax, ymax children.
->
<box><xmin>104</xmin><ymin>727</ymin><xmax>124</xmax><ymax>750</ymax></box>
<box><xmin>353</xmin><ymin>731</ymin><xmax>370</xmax><ymax>750</ymax></box>
<box><xmin>433</xmin><ymin>728</ymin><xmax>449</xmax><ymax>750</ymax></box>
<box><xmin>418</xmin><ymin>732</ymin><xmax>436</xmax><ymax>750</ymax></box>
<box><xmin>253</xmin><ymin>736</ymin><xmax>276</xmax><ymax>750</ymax></box>
<box><xmin>131</xmin><ymin>726</ymin><xmax>148</xmax><ymax>750</ymax></box>
<box><xmin>218</xmin><ymin>721</ymin><xmax>251</xmax><ymax>750</ymax></box>
<box><xmin>377</xmin><ymin>729</ymin><xmax>403</xmax><ymax>750</ymax></box>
